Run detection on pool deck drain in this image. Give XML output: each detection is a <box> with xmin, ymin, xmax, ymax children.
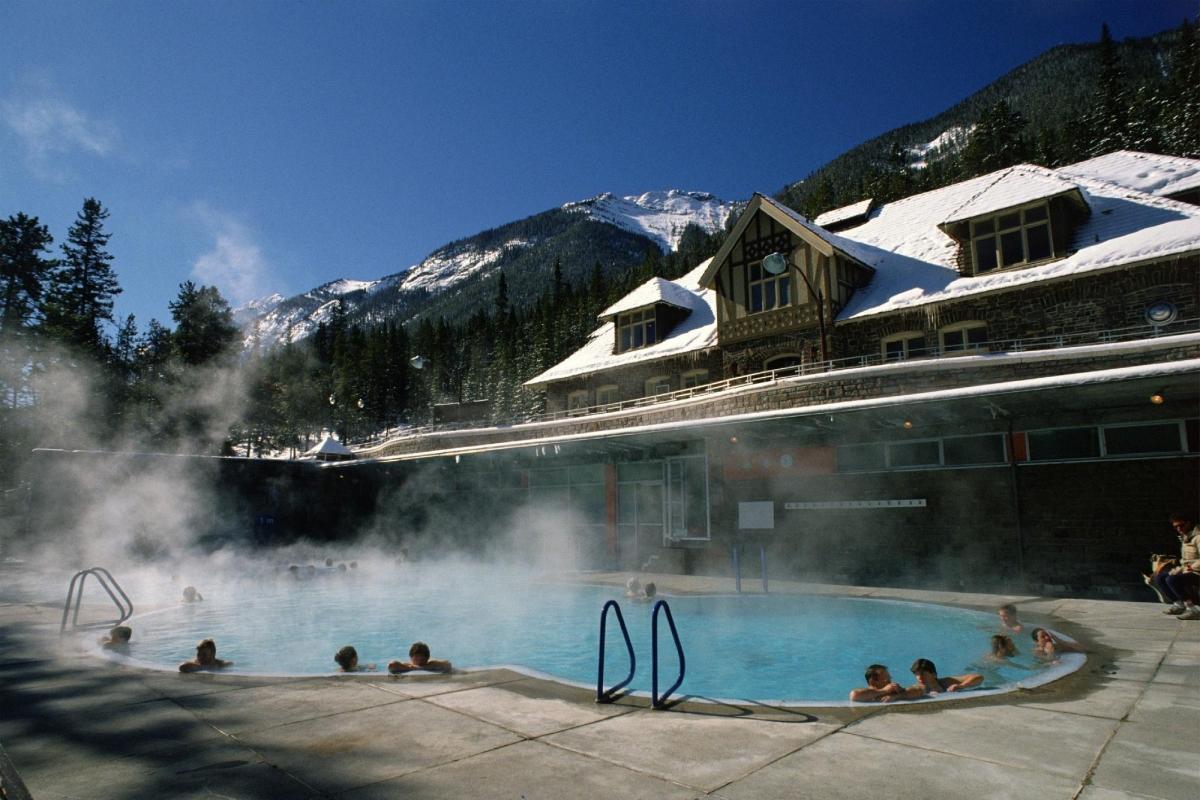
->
<box><xmin>0</xmin><ymin>572</ymin><xmax>1196</xmax><ymax>799</ymax></box>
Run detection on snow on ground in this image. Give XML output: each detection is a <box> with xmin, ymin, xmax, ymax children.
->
<box><xmin>398</xmin><ymin>238</ymin><xmax>533</xmax><ymax>296</ymax></box>
<box><xmin>907</xmin><ymin>125</ymin><xmax>972</xmax><ymax>170</ymax></box>
<box><xmin>564</xmin><ymin>190</ymin><xmax>736</xmax><ymax>252</ymax></box>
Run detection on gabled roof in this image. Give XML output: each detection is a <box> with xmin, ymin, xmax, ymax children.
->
<box><xmin>814</xmin><ymin>198</ymin><xmax>874</xmax><ymax>229</ymax></box>
<box><xmin>525</xmin><ymin>260</ymin><xmax>717</xmax><ymax>387</ymax></box>
<box><xmin>600</xmin><ymin>276</ymin><xmax>697</xmax><ymax>318</ymax></box>
<box><xmin>698</xmin><ymin>194</ymin><xmax>875</xmax><ymax>288</ymax></box>
<box><xmin>938</xmin><ymin>168</ymin><xmax>1083</xmax><ymax>228</ymax></box>
<box><xmin>1059</xmin><ymin>150</ymin><xmax>1200</xmax><ymax>198</ymax></box>
<box><xmin>302</xmin><ymin>436</ymin><xmax>355</xmax><ymax>458</ymax></box>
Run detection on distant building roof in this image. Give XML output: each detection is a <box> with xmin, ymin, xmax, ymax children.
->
<box><xmin>525</xmin><ymin>260</ymin><xmax>717</xmax><ymax>386</ymax></box>
<box><xmin>301</xmin><ymin>436</ymin><xmax>355</xmax><ymax>461</ymax></box>
<box><xmin>1059</xmin><ymin>150</ymin><xmax>1200</xmax><ymax>198</ymax></box>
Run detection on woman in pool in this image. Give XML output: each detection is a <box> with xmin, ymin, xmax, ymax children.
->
<box><xmin>179</xmin><ymin>638</ymin><xmax>233</xmax><ymax>672</ymax></box>
<box><xmin>388</xmin><ymin>641</ymin><xmax>452</xmax><ymax>674</ymax></box>
<box><xmin>989</xmin><ymin>634</ymin><xmax>1017</xmax><ymax>660</ymax></box>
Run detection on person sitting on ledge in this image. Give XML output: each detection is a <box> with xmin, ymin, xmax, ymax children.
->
<box><xmin>1152</xmin><ymin>513</ymin><xmax>1200</xmax><ymax>620</ymax></box>
<box><xmin>388</xmin><ymin>641</ymin><xmax>452</xmax><ymax>674</ymax></box>
<box><xmin>179</xmin><ymin>638</ymin><xmax>233</xmax><ymax>672</ymax></box>
<box><xmin>849</xmin><ymin>664</ymin><xmax>923</xmax><ymax>703</ymax></box>
<box><xmin>334</xmin><ymin>645</ymin><xmax>376</xmax><ymax>672</ymax></box>
<box><xmin>100</xmin><ymin>625</ymin><xmax>132</xmax><ymax>650</ymax></box>
<box><xmin>997</xmin><ymin>603</ymin><xmax>1022</xmax><ymax>634</ymax></box>
<box><xmin>909</xmin><ymin>658</ymin><xmax>983</xmax><ymax>695</ymax></box>
<box><xmin>182</xmin><ymin>586</ymin><xmax>203</xmax><ymax>603</ymax></box>
<box><xmin>1031</xmin><ymin>628</ymin><xmax>1084</xmax><ymax>660</ymax></box>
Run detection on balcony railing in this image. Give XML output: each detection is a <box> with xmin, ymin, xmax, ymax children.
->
<box><xmin>354</xmin><ymin>317</ymin><xmax>1199</xmax><ymax>449</ymax></box>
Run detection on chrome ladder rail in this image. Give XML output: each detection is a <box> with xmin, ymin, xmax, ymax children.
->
<box><xmin>651</xmin><ymin>599</ymin><xmax>686</xmax><ymax>709</ymax></box>
<box><xmin>60</xmin><ymin>567</ymin><xmax>134</xmax><ymax>633</ymax></box>
<box><xmin>596</xmin><ymin>600</ymin><xmax>636</xmax><ymax>703</ymax></box>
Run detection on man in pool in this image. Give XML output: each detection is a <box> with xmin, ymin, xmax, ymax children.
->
<box><xmin>334</xmin><ymin>645</ymin><xmax>376</xmax><ymax>672</ymax></box>
<box><xmin>997</xmin><ymin>603</ymin><xmax>1022</xmax><ymax>633</ymax></box>
<box><xmin>849</xmin><ymin>664</ymin><xmax>924</xmax><ymax>702</ymax></box>
<box><xmin>909</xmin><ymin>658</ymin><xmax>983</xmax><ymax>695</ymax></box>
<box><xmin>179</xmin><ymin>638</ymin><xmax>234</xmax><ymax>672</ymax></box>
<box><xmin>100</xmin><ymin>625</ymin><xmax>132</xmax><ymax>650</ymax></box>
<box><xmin>388</xmin><ymin>641</ymin><xmax>452</xmax><ymax>674</ymax></box>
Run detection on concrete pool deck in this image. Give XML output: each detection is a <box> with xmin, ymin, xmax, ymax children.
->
<box><xmin>1</xmin><ymin>571</ymin><xmax>1197</xmax><ymax>799</ymax></box>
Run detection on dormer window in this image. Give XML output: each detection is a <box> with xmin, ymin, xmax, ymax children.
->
<box><xmin>970</xmin><ymin>202</ymin><xmax>1052</xmax><ymax>274</ymax></box>
<box><xmin>748</xmin><ymin>260</ymin><xmax>791</xmax><ymax>314</ymax></box>
<box><xmin>617</xmin><ymin>308</ymin><xmax>657</xmax><ymax>352</ymax></box>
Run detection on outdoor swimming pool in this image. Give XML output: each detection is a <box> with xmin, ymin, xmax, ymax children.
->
<box><xmin>111</xmin><ymin>568</ymin><xmax>1081</xmax><ymax>704</ymax></box>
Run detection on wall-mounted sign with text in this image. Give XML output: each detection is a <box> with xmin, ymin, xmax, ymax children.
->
<box><xmin>783</xmin><ymin>499</ymin><xmax>927</xmax><ymax>510</ymax></box>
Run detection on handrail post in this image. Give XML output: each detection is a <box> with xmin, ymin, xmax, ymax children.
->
<box><xmin>651</xmin><ymin>600</ymin><xmax>686</xmax><ymax>709</ymax></box>
<box><xmin>596</xmin><ymin>600</ymin><xmax>636</xmax><ymax>703</ymax></box>
<box><xmin>760</xmin><ymin>545</ymin><xmax>769</xmax><ymax>593</ymax></box>
<box><xmin>60</xmin><ymin>567</ymin><xmax>135</xmax><ymax>633</ymax></box>
<box><xmin>730</xmin><ymin>544</ymin><xmax>741</xmax><ymax>593</ymax></box>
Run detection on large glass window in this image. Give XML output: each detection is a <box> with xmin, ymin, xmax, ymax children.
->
<box><xmin>888</xmin><ymin>440</ymin><xmax>941</xmax><ymax>469</ymax></box>
<box><xmin>1103</xmin><ymin>422</ymin><xmax>1185</xmax><ymax>456</ymax></box>
<box><xmin>748</xmin><ymin>260</ymin><xmax>792</xmax><ymax>314</ymax></box>
<box><xmin>681</xmin><ymin>369</ymin><xmax>709</xmax><ymax>389</ymax></box>
<box><xmin>971</xmin><ymin>203</ymin><xmax>1053</xmax><ymax>274</ymax></box>
<box><xmin>567</xmin><ymin>390</ymin><xmax>590</xmax><ymax>411</ymax></box>
<box><xmin>1027</xmin><ymin>427</ymin><xmax>1100</xmax><ymax>461</ymax></box>
<box><xmin>596</xmin><ymin>385</ymin><xmax>619</xmax><ymax>406</ymax></box>
<box><xmin>943</xmin><ymin>434</ymin><xmax>1007</xmax><ymax>465</ymax></box>
<box><xmin>644</xmin><ymin>375</ymin><xmax>671</xmax><ymax>396</ymax></box>
<box><xmin>617</xmin><ymin>308</ymin><xmax>657</xmax><ymax>352</ymax></box>
<box><xmin>882</xmin><ymin>332</ymin><xmax>929</xmax><ymax>361</ymax></box>
<box><xmin>837</xmin><ymin>443</ymin><xmax>886</xmax><ymax>472</ymax></box>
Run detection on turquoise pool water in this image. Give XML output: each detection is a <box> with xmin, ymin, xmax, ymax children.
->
<box><xmin>113</xmin><ymin>571</ymin><xmax>1069</xmax><ymax>703</ymax></box>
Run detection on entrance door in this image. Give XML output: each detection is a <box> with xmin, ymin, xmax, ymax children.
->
<box><xmin>617</xmin><ymin>480</ymin><xmax>664</xmax><ymax>571</ymax></box>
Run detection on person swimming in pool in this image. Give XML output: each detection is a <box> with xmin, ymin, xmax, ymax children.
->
<box><xmin>631</xmin><ymin>582</ymin><xmax>657</xmax><ymax>603</ymax></box>
<box><xmin>1031</xmin><ymin>628</ymin><xmax>1084</xmax><ymax>660</ymax></box>
<box><xmin>997</xmin><ymin>603</ymin><xmax>1022</xmax><ymax>634</ymax></box>
<box><xmin>909</xmin><ymin>658</ymin><xmax>983</xmax><ymax>695</ymax></box>
<box><xmin>849</xmin><ymin>664</ymin><xmax>924</xmax><ymax>703</ymax></box>
<box><xmin>334</xmin><ymin>645</ymin><xmax>376</xmax><ymax>672</ymax></box>
<box><xmin>388</xmin><ymin>641</ymin><xmax>452</xmax><ymax>674</ymax></box>
<box><xmin>99</xmin><ymin>625</ymin><xmax>132</xmax><ymax>650</ymax></box>
<box><xmin>624</xmin><ymin>577</ymin><xmax>642</xmax><ymax>598</ymax></box>
<box><xmin>989</xmin><ymin>634</ymin><xmax>1017</xmax><ymax>660</ymax></box>
<box><xmin>179</xmin><ymin>638</ymin><xmax>234</xmax><ymax>673</ymax></box>
<box><xmin>182</xmin><ymin>586</ymin><xmax>203</xmax><ymax>603</ymax></box>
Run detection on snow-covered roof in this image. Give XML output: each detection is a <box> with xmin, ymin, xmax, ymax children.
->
<box><xmin>939</xmin><ymin>168</ymin><xmax>1082</xmax><ymax>226</ymax></box>
<box><xmin>814</xmin><ymin>198</ymin><xmax>874</xmax><ymax>229</ymax></box>
<box><xmin>834</xmin><ymin>161</ymin><xmax>1200</xmax><ymax>320</ymax></box>
<box><xmin>1059</xmin><ymin>150</ymin><xmax>1200</xmax><ymax>198</ymax></box>
<box><xmin>303</xmin><ymin>436</ymin><xmax>354</xmax><ymax>457</ymax></box>
<box><xmin>525</xmin><ymin>260</ymin><xmax>717</xmax><ymax>386</ymax></box>
<box><xmin>600</xmin><ymin>276</ymin><xmax>698</xmax><ymax>318</ymax></box>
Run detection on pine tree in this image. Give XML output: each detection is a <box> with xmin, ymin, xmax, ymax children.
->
<box><xmin>168</xmin><ymin>281</ymin><xmax>239</xmax><ymax>366</ymax></box>
<box><xmin>0</xmin><ymin>213</ymin><xmax>56</xmax><ymax>334</ymax></box>
<box><xmin>1088</xmin><ymin>23</ymin><xmax>1132</xmax><ymax>155</ymax></box>
<box><xmin>961</xmin><ymin>101</ymin><xmax>1029</xmax><ymax>176</ymax></box>
<box><xmin>42</xmin><ymin>198</ymin><xmax>122</xmax><ymax>358</ymax></box>
<box><xmin>1164</xmin><ymin>18</ymin><xmax>1200</xmax><ymax>156</ymax></box>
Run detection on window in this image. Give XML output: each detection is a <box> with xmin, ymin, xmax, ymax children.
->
<box><xmin>1102</xmin><ymin>422</ymin><xmax>1185</xmax><ymax>456</ymax></box>
<box><xmin>837</xmin><ymin>443</ymin><xmax>886</xmax><ymax>472</ymax></box>
<box><xmin>747</xmin><ymin>260</ymin><xmax>791</xmax><ymax>314</ymax></box>
<box><xmin>644</xmin><ymin>375</ymin><xmax>671</xmax><ymax>396</ymax></box>
<box><xmin>764</xmin><ymin>354</ymin><xmax>803</xmax><ymax>370</ymax></box>
<box><xmin>887</xmin><ymin>440</ymin><xmax>941</xmax><ymax>469</ymax></box>
<box><xmin>596</xmin><ymin>385</ymin><xmax>619</xmax><ymax>406</ymax></box>
<box><xmin>970</xmin><ymin>203</ymin><xmax>1053</xmax><ymax>274</ymax></box>
<box><xmin>617</xmin><ymin>308</ymin><xmax>656</xmax><ymax>352</ymax></box>
<box><xmin>567</xmin><ymin>390</ymin><xmax>590</xmax><ymax>411</ymax></box>
<box><xmin>882</xmin><ymin>332</ymin><xmax>929</xmax><ymax>361</ymax></box>
<box><xmin>941</xmin><ymin>322</ymin><xmax>988</xmax><ymax>353</ymax></box>
<box><xmin>1027</xmin><ymin>427</ymin><xmax>1100</xmax><ymax>461</ymax></box>
<box><xmin>681</xmin><ymin>369</ymin><xmax>709</xmax><ymax>389</ymax></box>
<box><xmin>943</xmin><ymin>434</ymin><xmax>1007</xmax><ymax>465</ymax></box>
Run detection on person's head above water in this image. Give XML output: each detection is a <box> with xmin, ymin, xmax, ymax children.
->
<box><xmin>997</xmin><ymin>603</ymin><xmax>1019</xmax><ymax>625</ymax></box>
<box><xmin>910</xmin><ymin>658</ymin><xmax>938</xmax><ymax>679</ymax></box>
<box><xmin>182</xmin><ymin>586</ymin><xmax>201</xmax><ymax>602</ymax></box>
<box><xmin>991</xmin><ymin>634</ymin><xmax>1017</xmax><ymax>658</ymax></box>
<box><xmin>409</xmin><ymin>641</ymin><xmax>431</xmax><ymax>667</ymax></box>
<box><xmin>864</xmin><ymin>664</ymin><xmax>892</xmax><ymax>687</ymax></box>
<box><xmin>334</xmin><ymin>645</ymin><xmax>358</xmax><ymax>671</ymax></box>
<box><xmin>625</xmin><ymin>577</ymin><xmax>641</xmax><ymax>595</ymax></box>
<box><xmin>196</xmin><ymin>638</ymin><xmax>218</xmax><ymax>665</ymax></box>
<box><xmin>643</xmin><ymin>582</ymin><xmax>656</xmax><ymax>598</ymax></box>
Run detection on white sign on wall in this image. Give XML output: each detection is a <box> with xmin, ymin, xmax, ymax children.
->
<box><xmin>738</xmin><ymin>501</ymin><xmax>775</xmax><ymax>529</ymax></box>
<box><xmin>783</xmin><ymin>499</ymin><xmax>927</xmax><ymax>510</ymax></box>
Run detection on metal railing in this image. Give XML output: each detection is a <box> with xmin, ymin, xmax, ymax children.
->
<box><xmin>651</xmin><ymin>599</ymin><xmax>686</xmax><ymax>709</ymax></box>
<box><xmin>60</xmin><ymin>567</ymin><xmax>133</xmax><ymax>633</ymax></box>
<box><xmin>596</xmin><ymin>600</ymin><xmax>636</xmax><ymax>703</ymax></box>
<box><xmin>0</xmin><ymin>741</ymin><xmax>34</xmax><ymax>800</ymax></box>
<box><xmin>730</xmin><ymin>544</ymin><xmax>769</xmax><ymax>594</ymax></box>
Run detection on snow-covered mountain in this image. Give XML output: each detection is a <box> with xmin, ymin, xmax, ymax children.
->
<box><xmin>237</xmin><ymin>189</ymin><xmax>733</xmax><ymax>350</ymax></box>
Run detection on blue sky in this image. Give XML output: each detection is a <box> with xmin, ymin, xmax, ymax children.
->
<box><xmin>1</xmin><ymin>0</ymin><xmax>1194</xmax><ymax>330</ymax></box>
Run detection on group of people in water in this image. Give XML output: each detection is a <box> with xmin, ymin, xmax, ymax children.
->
<box><xmin>849</xmin><ymin>603</ymin><xmax>1084</xmax><ymax>702</ymax></box>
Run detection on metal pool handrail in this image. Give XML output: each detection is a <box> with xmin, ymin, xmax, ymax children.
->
<box><xmin>596</xmin><ymin>600</ymin><xmax>636</xmax><ymax>703</ymax></box>
<box><xmin>60</xmin><ymin>567</ymin><xmax>134</xmax><ymax>633</ymax></box>
<box><xmin>651</xmin><ymin>599</ymin><xmax>686</xmax><ymax>709</ymax></box>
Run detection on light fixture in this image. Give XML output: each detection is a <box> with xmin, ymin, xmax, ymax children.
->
<box><xmin>409</xmin><ymin>355</ymin><xmax>428</xmax><ymax>370</ymax></box>
<box><xmin>1150</xmin><ymin>391</ymin><xmax>1165</xmax><ymax>405</ymax></box>
<box><xmin>729</xmin><ymin>436</ymin><xmax>739</xmax><ymax>444</ymax></box>
<box><xmin>902</xmin><ymin>419</ymin><xmax>914</xmax><ymax>430</ymax></box>
<box><xmin>762</xmin><ymin>251</ymin><xmax>789</xmax><ymax>275</ymax></box>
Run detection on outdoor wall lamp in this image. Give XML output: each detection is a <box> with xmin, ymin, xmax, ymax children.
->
<box><xmin>902</xmin><ymin>419</ymin><xmax>914</xmax><ymax>429</ymax></box>
<box><xmin>762</xmin><ymin>251</ymin><xmax>828</xmax><ymax>363</ymax></box>
<box><xmin>1150</xmin><ymin>391</ymin><xmax>1165</xmax><ymax>405</ymax></box>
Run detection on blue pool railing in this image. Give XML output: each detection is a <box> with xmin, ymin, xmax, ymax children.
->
<box><xmin>651</xmin><ymin>599</ymin><xmax>686</xmax><ymax>709</ymax></box>
<box><xmin>60</xmin><ymin>567</ymin><xmax>133</xmax><ymax>633</ymax></box>
<box><xmin>596</xmin><ymin>599</ymin><xmax>636</xmax><ymax>703</ymax></box>
<box><xmin>729</xmin><ymin>544</ymin><xmax>769</xmax><ymax>594</ymax></box>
